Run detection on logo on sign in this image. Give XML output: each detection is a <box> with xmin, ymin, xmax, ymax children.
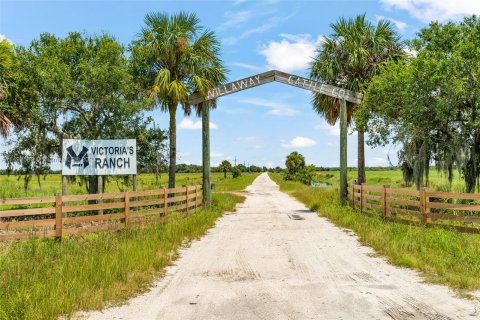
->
<box><xmin>65</xmin><ymin>145</ymin><xmax>89</xmax><ymax>169</ymax></box>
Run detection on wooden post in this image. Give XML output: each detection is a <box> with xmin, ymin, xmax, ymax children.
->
<box><xmin>339</xmin><ymin>98</ymin><xmax>348</xmax><ymax>206</ymax></box>
<box><xmin>54</xmin><ymin>193</ymin><xmax>63</xmax><ymax>240</ymax></box>
<box><xmin>384</xmin><ymin>185</ymin><xmax>390</xmax><ymax>218</ymax></box>
<box><xmin>133</xmin><ymin>174</ymin><xmax>138</xmax><ymax>212</ymax></box>
<box><xmin>98</xmin><ymin>176</ymin><xmax>103</xmax><ymax>215</ymax></box>
<box><xmin>185</xmin><ymin>186</ymin><xmax>189</xmax><ymax>214</ymax></box>
<box><xmin>163</xmin><ymin>187</ymin><xmax>167</xmax><ymax>217</ymax></box>
<box><xmin>124</xmin><ymin>191</ymin><xmax>129</xmax><ymax>228</ymax></box>
<box><xmin>360</xmin><ymin>183</ymin><xmax>365</xmax><ymax>214</ymax></box>
<box><xmin>62</xmin><ymin>175</ymin><xmax>67</xmax><ymax>195</ymax></box>
<box><xmin>351</xmin><ymin>183</ymin><xmax>355</xmax><ymax>208</ymax></box>
<box><xmin>194</xmin><ymin>185</ymin><xmax>198</xmax><ymax>211</ymax></box>
<box><xmin>426</xmin><ymin>191</ymin><xmax>431</xmax><ymax>224</ymax></box>
<box><xmin>202</xmin><ymin>101</ymin><xmax>211</xmax><ymax>209</ymax></box>
<box><xmin>420</xmin><ymin>187</ymin><xmax>428</xmax><ymax>224</ymax></box>
<box><xmin>421</xmin><ymin>188</ymin><xmax>431</xmax><ymax>224</ymax></box>
<box><xmin>382</xmin><ymin>184</ymin><xmax>388</xmax><ymax>219</ymax></box>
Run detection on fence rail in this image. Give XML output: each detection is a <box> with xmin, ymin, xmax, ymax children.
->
<box><xmin>348</xmin><ymin>183</ymin><xmax>480</xmax><ymax>234</ymax></box>
<box><xmin>0</xmin><ymin>185</ymin><xmax>203</xmax><ymax>241</ymax></box>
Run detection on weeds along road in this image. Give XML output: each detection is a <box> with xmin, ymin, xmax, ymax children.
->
<box><xmin>84</xmin><ymin>173</ymin><xmax>478</xmax><ymax>320</ymax></box>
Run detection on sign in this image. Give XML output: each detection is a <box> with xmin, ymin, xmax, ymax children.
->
<box><xmin>188</xmin><ymin>70</ymin><xmax>363</xmax><ymax>105</ymax></box>
<box><xmin>62</xmin><ymin>139</ymin><xmax>137</xmax><ymax>176</ymax></box>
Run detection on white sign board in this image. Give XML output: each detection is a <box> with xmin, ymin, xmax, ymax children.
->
<box><xmin>62</xmin><ymin>139</ymin><xmax>137</xmax><ymax>176</ymax></box>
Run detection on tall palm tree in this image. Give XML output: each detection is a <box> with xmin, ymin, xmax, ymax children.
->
<box><xmin>310</xmin><ymin>14</ymin><xmax>402</xmax><ymax>183</ymax></box>
<box><xmin>132</xmin><ymin>12</ymin><xmax>227</xmax><ymax>188</ymax></box>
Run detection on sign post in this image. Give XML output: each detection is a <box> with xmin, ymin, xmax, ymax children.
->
<box><xmin>339</xmin><ymin>99</ymin><xmax>348</xmax><ymax>206</ymax></box>
<box><xmin>202</xmin><ymin>102</ymin><xmax>211</xmax><ymax>209</ymax></box>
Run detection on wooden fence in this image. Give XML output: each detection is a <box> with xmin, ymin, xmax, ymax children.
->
<box><xmin>348</xmin><ymin>183</ymin><xmax>480</xmax><ymax>234</ymax></box>
<box><xmin>0</xmin><ymin>185</ymin><xmax>203</xmax><ymax>241</ymax></box>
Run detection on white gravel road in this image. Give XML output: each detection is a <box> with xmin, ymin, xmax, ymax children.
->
<box><xmin>83</xmin><ymin>173</ymin><xmax>479</xmax><ymax>320</ymax></box>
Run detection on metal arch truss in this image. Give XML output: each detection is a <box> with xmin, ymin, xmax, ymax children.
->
<box><xmin>188</xmin><ymin>70</ymin><xmax>363</xmax><ymax>105</ymax></box>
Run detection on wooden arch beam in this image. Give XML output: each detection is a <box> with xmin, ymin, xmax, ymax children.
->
<box><xmin>188</xmin><ymin>70</ymin><xmax>363</xmax><ymax>105</ymax></box>
<box><xmin>196</xmin><ymin>70</ymin><xmax>363</xmax><ymax>208</ymax></box>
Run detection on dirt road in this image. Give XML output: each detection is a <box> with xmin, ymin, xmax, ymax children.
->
<box><xmin>85</xmin><ymin>173</ymin><xmax>478</xmax><ymax>319</ymax></box>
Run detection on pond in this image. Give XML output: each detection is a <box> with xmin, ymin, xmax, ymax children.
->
<box><xmin>310</xmin><ymin>182</ymin><xmax>333</xmax><ymax>188</ymax></box>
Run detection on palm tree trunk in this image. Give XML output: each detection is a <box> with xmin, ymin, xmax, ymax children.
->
<box><xmin>168</xmin><ymin>104</ymin><xmax>177</xmax><ymax>189</ymax></box>
<box><xmin>357</xmin><ymin>126</ymin><xmax>366</xmax><ymax>184</ymax></box>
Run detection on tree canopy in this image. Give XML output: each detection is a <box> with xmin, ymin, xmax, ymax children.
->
<box><xmin>365</xmin><ymin>15</ymin><xmax>480</xmax><ymax>192</ymax></box>
<box><xmin>130</xmin><ymin>11</ymin><xmax>227</xmax><ymax>188</ymax></box>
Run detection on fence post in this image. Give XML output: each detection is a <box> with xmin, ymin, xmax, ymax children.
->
<box><xmin>98</xmin><ymin>176</ymin><xmax>103</xmax><ymax>215</ymax></box>
<box><xmin>420</xmin><ymin>187</ymin><xmax>428</xmax><ymax>224</ymax></box>
<box><xmin>194</xmin><ymin>185</ymin><xmax>198</xmax><ymax>211</ymax></box>
<box><xmin>360</xmin><ymin>183</ymin><xmax>365</xmax><ymax>214</ymax></box>
<box><xmin>351</xmin><ymin>183</ymin><xmax>355</xmax><ymax>208</ymax></box>
<box><xmin>185</xmin><ymin>186</ymin><xmax>189</xmax><ymax>214</ymax></box>
<box><xmin>383</xmin><ymin>185</ymin><xmax>390</xmax><ymax>219</ymax></box>
<box><xmin>424</xmin><ymin>188</ymin><xmax>431</xmax><ymax>224</ymax></box>
<box><xmin>124</xmin><ymin>191</ymin><xmax>129</xmax><ymax>228</ymax></box>
<box><xmin>54</xmin><ymin>193</ymin><xmax>63</xmax><ymax>240</ymax></box>
<box><xmin>132</xmin><ymin>174</ymin><xmax>138</xmax><ymax>212</ymax></box>
<box><xmin>163</xmin><ymin>187</ymin><xmax>167</xmax><ymax>217</ymax></box>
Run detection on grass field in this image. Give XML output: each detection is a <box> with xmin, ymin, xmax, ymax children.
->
<box><xmin>0</xmin><ymin>172</ymin><xmax>259</xmax><ymax>198</ymax></box>
<box><xmin>0</xmin><ymin>173</ymin><xmax>258</xmax><ymax>320</ymax></box>
<box><xmin>269</xmin><ymin>172</ymin><xmax>480</xmax><ymax>296</ymax></box>
<box><xmin>315</xmin><ymin>168</ymin><xmax>467</xmax><ymax>192</ymax></box>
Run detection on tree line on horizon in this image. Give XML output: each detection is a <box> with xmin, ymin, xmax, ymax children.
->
<box><xmin>1</xmin><ymin>11</ymin><xmax>479</xmax><ymax>193</ymax></box>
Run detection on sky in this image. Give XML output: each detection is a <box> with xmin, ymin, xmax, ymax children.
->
<box><xmin>1</xmin><ymin>0</ymin><xmax>479</xmax><ymax>169</ymax></box>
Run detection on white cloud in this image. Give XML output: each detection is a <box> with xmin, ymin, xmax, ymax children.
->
<box><xmin>259</xmin><ymin>33</ymin><xmax>321</xmax><ymax>72</ymax></box>
<box><xmin>223</xmin><ymin>16</ymin><xmax>285</xmax><ymax>45</ymax></box>
<box><xmin>369</xmin><ymin>157</ymin><xmax>389</xmax><ymax>166</ymax></box>
<box><xmin>178</xmin><ymin>118</ymin><xmax>218</xmax><ymax>130</ymax></box>
<box><xmin>376</xmin><ymin>15</ymin><xmax>408</xmax><ymax>33</ymax></box>
<box><xmin>211</xmin><ymin>152</ymin><xmax>225</xmax><ymax>158</ymax></box>
<box><xmin>404</xmin><ymin>48</ymin><xmax>418</xmax><ymax>57</ymax></box>
<box><xmin>0</xmin><ymin>34</ymin><xmax>12</xmax><ymax>44</ymax></box>
<box><xmin>240</xmin><ymin>98</ymin><xmax>298</xmax><ymax>116</ymax></box>
<box><xmin>380</xmin><ymin>0</ymin><xmax>480</xmax><ymax>22</ymax></box>
<box><xmin>217</xmin><ymin>11</ymin><xmax>252</xmax><ymax>32</ymax></box>
<box><xmin>281</xmin><ymin>136</ymin><xmax>317</xmax><ymax>148</ymax></box>
<box><xmin>316</xmin><ymin>123</ymin><xmax>357</xmax><ymax>136</ymax></box>
<box><xmin>231</xmin><ymin>62</ymin><xmax>264</xmax><ymax>72</ymax></box>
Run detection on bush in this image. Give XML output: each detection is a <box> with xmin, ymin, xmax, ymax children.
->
<box><xmin>232</xmin><ymin>167</ymin><xmax>241</xmax><ymax>178</ymax></box>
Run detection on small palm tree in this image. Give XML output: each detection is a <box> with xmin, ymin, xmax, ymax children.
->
<box><xmin>132</xmin><ymin>12</ymin><xmax>227</xmax><ymax>188</ymax></box>
<box><xmin>310</xmin><ymin>14</ymin><xmax>402</xmax><ymax>183</ymax></box>
<box><xmin>219</xmin><ymin>160</ymin><xmax>232</xmax><ymax>179</ymax></box>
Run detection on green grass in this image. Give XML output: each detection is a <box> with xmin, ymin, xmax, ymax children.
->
<box><xmin>315</xmin><ymin>168</ymin><xmax>467</xmax><ymax>192</ymax></box>
<box><xmin>212</xmin><ymin>173</ymin><xmax>259</xmax><ymax>192</ymax></box>
<box><xmin>0</xmin><ymin>172</ymin><xmax>260</xmax><ymax>198</ymax></box>
<box><xmin>269</xmin><ymin>173</ymin><xmax>480</xmax><ymax>295</ymax></box>
<box><xmin>0</xmin><ymin>193</ymin><xmax>245</xmax><ymax>320</ymax></box>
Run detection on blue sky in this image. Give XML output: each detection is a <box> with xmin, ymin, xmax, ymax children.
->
<box><xmin>1</xmin><ymin>0</ymin><xmax>479</xmax><ymax>169</ymax></box>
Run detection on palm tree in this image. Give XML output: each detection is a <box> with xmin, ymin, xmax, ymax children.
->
<box><xmin>310</xmin><ymin>14</ymin><xmax>402</xmax><ymax>184</ymax></box>
<box><xmin>219</xmin><ymin>160</ymin><xmax>232</xmax><ymax>178</ymax></box>
<box><xmin>132</xmin><ymin>12</ymin><xmax>227</xmax><ymax>188</ymax></box>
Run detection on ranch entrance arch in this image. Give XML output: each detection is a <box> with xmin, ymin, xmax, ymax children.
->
<box><xmin>188</xmin><ymin>70</ymin><xmax>363</xmax><ymax>208</ymax></box>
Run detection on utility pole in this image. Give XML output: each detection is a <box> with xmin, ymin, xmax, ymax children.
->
<box><xmin>234</xmin><ymin>156</ymin><xmax>237</xmax><ymax>166</ymax></box>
